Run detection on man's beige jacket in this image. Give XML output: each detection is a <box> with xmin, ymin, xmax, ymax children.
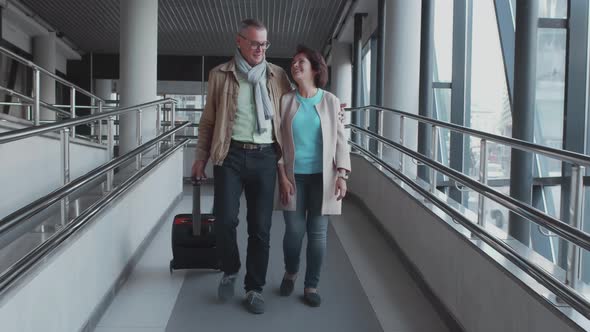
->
<box><xmin>195</xmin><ymin>58</ymin><xmax>292</xmax><ymax>165</ymax></box>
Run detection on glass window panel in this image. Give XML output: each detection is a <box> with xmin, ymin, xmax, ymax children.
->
<box><xmin>434</xmin><ymin>88</ymin><xmax>451</xmax><ymax>167</ymax></box>
<box><xmin>544</xmin><ymin>185</ymin><xmax>561</xmax><ymax>219</ymax></box>
<box><xmin>508</xmin><ymin>0</ymin><xmax>516</xmax><ymax>26</ymax></box>
<box><xmin>581</xmin><ymin>187</ymin><xmax>590</xmax><ymax>283</ymax></box>
<box><xmin>480</xmin><ymin>186</ymin><xmax>511</xmax><ymax>232</ymax></box>
<box><xmin>359</xmin><ymin>45</ymin><xmax>374</xmax><ymax>151</ymax></box>
<box><xmin>535</xmin><ymin>28</ymin><xmax>566</xmax><ymax>150</ymax></box>
<box><xmin>470</xmin><ymin>0</ymin><xmax>512</xmax><ymax>181</ymax></box>
<box><xmin>538</xmin><ymin>0</ymin><xmax>568</xmax><ymax>18</ymax></box>
<box><xmin>535</xmin><ymin>28</ymin><xmax>566</xmax><ymax>180</ymax></box>
<box><xmin>471</xmin><ymin>0</ymin><xmax>512</xmax><ymax>134</ymax></box>
<box><xmin>433</xmin><ymin>0</ymin><xmax>453</xmax><ymax>82</ymax></box>
<box><xmin>170</xmin><ymin>94</ymin><xmax>199</xmax><ymax>109</ymax></box>
<box><xmin>164</xmin><ymin>94</ymin><xmax>202</xmax><ymax>134</ymax></box>
<box><xmin>362</xmin><ymin>48</ymin><xmax>371</xmax><ymax>106</ymax></box>
<box><xmin>465</xmin><ymin>187</ymin><xmax>513</xmax><ymax>234</ymax></box>
<box><xmin>535</xmin><ymin>154</ymin><xmax>562</xmax><ymax>178</ymax></box>
<box><xmin>510</xmin><ymin>0</ymin><xmax>568</xmax><ymax>19</ymax></box>
<box><xmin>472</xmin><ymin>141</ymin><xmax>512</xmax><ymax>179</ymax></box>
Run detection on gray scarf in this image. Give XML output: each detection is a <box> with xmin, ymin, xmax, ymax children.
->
<box><xmin>234</xmin><ymin>49</ymin><xmax>273</xmax><ymax>134</ymax></box>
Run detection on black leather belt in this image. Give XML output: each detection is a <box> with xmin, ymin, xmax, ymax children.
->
<box><xmin>230</xmin><ymin>140</ymin><xmax>273</xmax><ymax>150</ymax></box>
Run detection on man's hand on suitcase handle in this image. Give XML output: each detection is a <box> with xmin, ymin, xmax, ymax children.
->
<box><xmin>192</xmin><ymin>160</ymin><xmax>208</xmax><ymax>183</ymax></box>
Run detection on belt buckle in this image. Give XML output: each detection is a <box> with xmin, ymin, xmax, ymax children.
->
<box><xmin>244</xmin><ymin>143</ymin><xmax>258</xmax><ymax>150</ymax></box>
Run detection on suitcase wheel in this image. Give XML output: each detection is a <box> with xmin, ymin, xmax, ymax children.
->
<box><xmin>169</xmin><ymin>260</ymin><xmax>174</xmax><ymax>274</ymax></box>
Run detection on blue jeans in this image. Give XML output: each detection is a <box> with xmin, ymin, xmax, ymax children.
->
<box><xmin>283</xmin><ymin>173</ymin><xmax>329</xmax><ymax>289</ymax></box>
<box><xmin>213</xmin><ymin>144</ymin><xmax>277</xmax><ymax>292</ymax></box>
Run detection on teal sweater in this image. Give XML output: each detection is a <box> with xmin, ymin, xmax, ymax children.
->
<box><xmin>292</xmin><ymin>89</ymin><xmax>324</xmax><ymax>174</ymax></box>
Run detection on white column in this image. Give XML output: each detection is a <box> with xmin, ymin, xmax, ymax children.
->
<box><xmin>33</xmin><ymin>32</ymin><xmax>56</xmax><ymax>122</ymax></box>
<box><xmin>94</xmin><ymin>79</ymin><xmax>114</xmax><ymax>101</ymax></box>
<box><xmin>95</xmin><ymin>79</ymin><xmax>113</xmax><ymax>142</ymax></box>
<box><xmin>330</xmin><ymin>42</ymin><xmax>353</xmax><ymax>140</ymax></box>
<box><xmin>119</xmin><ymin>0</ymin><xmax>158</xmax><ymax>154</ymax></box>
<box><xmin>382</xmin><ymin>0</ymin><xmax>422</xmax><ymax>177</ymax></box>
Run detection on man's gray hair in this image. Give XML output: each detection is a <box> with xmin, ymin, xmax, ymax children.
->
<box><xmin>239</xmin><ymin>19</ymin><xmax>267</xmax><ymax>34</ymax></box>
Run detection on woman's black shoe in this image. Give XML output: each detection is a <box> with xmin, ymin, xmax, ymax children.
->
<box><xmin>279</xmin><ymin>278</ymin><xmax>295</xmax><ymax>296</ymax></box>
<box><xmin>303</xmin><ymin>292</ymin><xmax>321</xmax><ymax>307</ymax></box>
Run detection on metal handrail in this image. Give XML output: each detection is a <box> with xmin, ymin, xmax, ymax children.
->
<box><xmin>0</xmin><ymin>102</ymin><xmax>31</xmax><ymax>107</ymax></box>
<box><xmin>0</xmin><ymin>98</ymin><xmax>177</xmax><ymax>144</ymax></box>
<box><xmin>161</xmin><ymin>121</ymin><xmax>198</xmax><ymax>127</ymax></box>
<box><xmin>0</xmin><ymin>46</ymin><xmax>103</xmax><ymax>102</ymax></box>
<box><xmin>346</xmin><ymin>105</ymin><xmax>590</xmax><ymax>168</ymax></box>
<box><xmin>0</xmin><ymin>138</ymin><xmax>190</xmax><ymax>296</ymax></box>
<box><xmin>53</xmin><ymin>104</ymin><xmax>101</xmax><ymax>109</ymax></box>
<box><xmin>0</xmin><ymin>101</ymin><xmax>100</xmax><ymax>111</ymax></box>
<box><xmin>160</xmin><ymin>107</ymin><xmax>203</xmax><ymax>112</ymax></box>
<box><xmin>0</xmin><ymin>122</ymin><xmax>190</xmax><ymax>237</ymax></box>
<box><xmin>349</xmin><ymin>141</ymin><xmax>590</xmax><ymax>319</ymax></box>
<box><xmin>0</xmin><ymin>86</ymin><xmax>70</xmax><ymax>117</ymax></box>
<box><xmin>349</xmin><ymin>124</ymin><xmax>590</xmax><ymax>253</ymax></box>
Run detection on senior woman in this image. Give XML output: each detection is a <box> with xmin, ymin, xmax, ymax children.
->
<box><xmin>276</xmin><ymin>45</ymin><xmax>351</xmax><ymax>307</ymax></box>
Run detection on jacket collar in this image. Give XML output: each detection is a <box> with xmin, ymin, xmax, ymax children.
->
<box><xmin>220</xmin><ymin>58</ymin><xmax>277</xmax><ymax>77</ymax></box>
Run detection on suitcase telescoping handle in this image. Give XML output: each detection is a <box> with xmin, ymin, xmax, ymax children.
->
<box><xmin>192</xmin><ymin>178</ymin><xmax>202</xmax><ymax>236</ymax></box>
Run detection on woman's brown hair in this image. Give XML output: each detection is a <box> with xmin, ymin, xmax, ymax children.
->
<box><xmin>294</xmin><ymin>45</ymin><xmax>328</xmax><ymax>88</ymax></box>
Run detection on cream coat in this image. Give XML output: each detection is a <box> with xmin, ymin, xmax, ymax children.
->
<box><xmin>276</xmin><ymin>90</ymin><xmax>351</xmax><ymax>215</ymax></box>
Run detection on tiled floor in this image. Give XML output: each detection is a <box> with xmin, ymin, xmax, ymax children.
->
<box><xmin>95</xmin><ymin>185</ymin><xmax>449</xmax><ymax>332</ymax></box>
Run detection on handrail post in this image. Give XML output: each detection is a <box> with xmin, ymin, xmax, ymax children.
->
<box><xmin>73</xmin><ymin>198</ymin><xmax>81</xmax><ymax>219</ymax></box>
<box><xmin>61</xmin><ymin>128</ymin><xmax>71</xmax><ymax>185</ymax></box>
<box><xmin>399</xmin><ymin>115</ymin><xmax>405</xmax><ymax>172</ymax></box>
<box><xmin>98</xmin><ymin>101</ymin><xmax>103</xmax><ymax>144</ymax></box>
<box><xmin>70</xmin><ymin>87</ymin><xmax>76</xmax><ymax>137</ymax></box>
<box><xmin>60</xmin><ymin>127</ymin><xmax>70</xmax><ymax>226</ymax></box>
<box><xmin>136</xmin><ymin>109</ymin><xmax>142</xmax><ymax>170</ymax></box>
<box><xmin>478</xmin><ymin>139</ymin><xmax>488</xmax><ymax>227</ymax></box>
<box><xmin>170</xmin><ymin>102</ymin><xmax>176</xmax><ymax>145</ymax></box>
<box><xmin>156</xmin><ymin>104</ymin><xmax>161</xmax><ymax>155</ymax></box>
<box><xmin>195</xmin><ymin>109</ymin><xmax>199</xmax><ymax>137</ymax></box>
<box><xmin>60</xmin><ymin>197</ymin><xmax>69</xmax><ymax>226</ymax></box>
<box><xmin>430</xmin><ymin>124</ymin><xmax>438</xmax><ymax>193</ymax></box>
<box><xmin>115</xmin><ymin>115</ymin><xmax>120</xmax><ymax>144</ymax></box>
<box><xmin>33</xmin><ymin>68</ymin><xmax>40</xmax><ymax>126</ymax></box>
<box><xmin>163</xmin><ymin>105</ymin><xmax>169</xmax><ymax>123</ymax></box>
<box><xmin>377</xmin><ymin>109</ymin><xmax>384</xmax><ymax>159</ymax></box>
<box><xmin>156</xmin><ymin>104</ymin><xmax>161</xmax><ymax>136</ymax></box>
<box><xmin>364</xmin><ymin>108</ymin><xmax>370</xmax><ymax>150</ymax></box>
<box><xmin>565</xmin><ymin>165</ymin><xmax>585</xmax><ymax>291</ymax></box>
<box><xmin>90</xmin><ymin>98</ymin><xmax>95</xmax><ymax>138</ymax></box>
<box><xmin>106</xmin><ymin>116</ymin><xmax>115</xmax><ymax>192</ymax></box>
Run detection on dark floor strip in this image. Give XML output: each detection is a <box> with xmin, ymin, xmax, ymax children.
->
<box><xmin>165</xmin><ymin>218</ymin><xmax>384</xmax><ymax>332</ymax></box>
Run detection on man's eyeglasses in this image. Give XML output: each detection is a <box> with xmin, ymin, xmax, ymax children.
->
<box><xmin>239</xmin><ymin>34</ymin><xmax>271</xmax><ymax>50</ymax></box>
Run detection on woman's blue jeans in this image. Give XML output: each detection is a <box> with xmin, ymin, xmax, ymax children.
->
<box><xmin>283</xmin><ymin>173</ymin><xmax>328</xmax><ymax>289</ymax></box>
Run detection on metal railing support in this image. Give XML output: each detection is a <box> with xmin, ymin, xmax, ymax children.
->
<box><xmin>430</xmin><ymin>124</ymin><xmax>438</xmax><ymax>193</ymax></box>
<box><xmin>156</xmin><ymin>104</ymin><xmax>161</xmax><ymax>155</ymax></box>
<box><xmin>170</xmin><ymin>102</ymin><xmax>176</xmax><ymax>144</ymax></box>
<box><xmin>32</xmin><ymin>69</ymin><xmax>40</xmax><ymax>126</ymax></box>
<box><xmin>70</xmin><ymin>87</ymin><xmax>76</xmax><ymax>137</ymax></box>
<box><xmin>106</xmin><ymin>116</ymin><xmax>115</xmax><ymax>191</ymax></box>
<box><xmin>478</xmin><ymin>139</ymin><xmax>488</xmax><ymax>227</ymax></box>
<box><xmin>136</xmin><ymin>109</ymin><xmax>142</xmax><ymax>170</ymax></box>
<box><xmin>565</xmin><ymin>165</ymin><xmax>585</xmax><ymax>291</ymax></box>
<box><xmin>399</xmin><ymin>115</ymin><xmax>405</xmax><ymax>172</ymax></box>
<box><xmin>98</xmin><ymin>101</ymin><xmax>103</xmax><ymax>144</ymax></box>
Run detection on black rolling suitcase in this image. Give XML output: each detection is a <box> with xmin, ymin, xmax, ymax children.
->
<box><xmin>169</xmin><ymin>180</ymin><xmax>219</xmax><ymax>272</ymax></box>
